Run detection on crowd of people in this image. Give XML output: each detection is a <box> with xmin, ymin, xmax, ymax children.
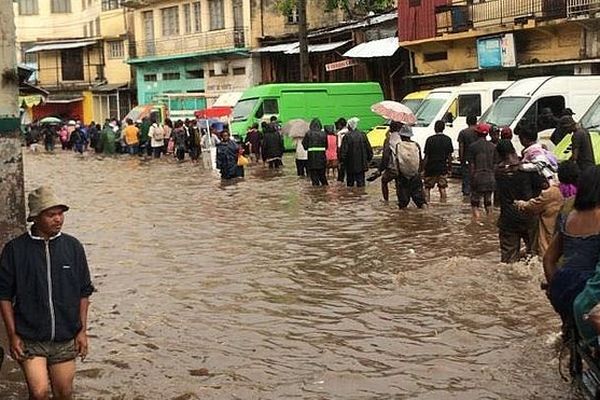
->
<box><xmin>25</xmin><ymin>117</ymin><xmax>206</xmax><ymax>162</ymax></box>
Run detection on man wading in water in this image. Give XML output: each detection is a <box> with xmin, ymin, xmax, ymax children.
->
<box><xmin>0</xmin><ymin>186</ymin><xmax>94</xmax><ymax>400</ymax></box>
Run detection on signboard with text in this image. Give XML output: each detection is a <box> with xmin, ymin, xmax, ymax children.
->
<box><xmin>477</xmin><ymin>33</ymin><xmax>516</xmax><ymax>69</ymax></box>
<box><xmin>325</xmin><ymin>59</ymin><xmax>357</xmax><ymax>72</ymax></box>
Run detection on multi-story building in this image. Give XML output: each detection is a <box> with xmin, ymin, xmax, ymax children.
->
<box><xmin>124</xmin><ymin>0</ymin><xmax>256</xmax><ymax>107</ymax></box>
<box><xmin>14</xmin><ymin>0</ymin><xmax>133</xmax><ymax>123</ymax></box>
<box><xmin>398</xmin><ymin>0</ymin><xmax>600</xmax><ymax>89</ymax></box>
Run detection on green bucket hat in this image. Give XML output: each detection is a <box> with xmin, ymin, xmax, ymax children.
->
<box><xmin>27</xmin><ymin>186</ymin><xmax>69</xmax><ymax>222</ymax></box>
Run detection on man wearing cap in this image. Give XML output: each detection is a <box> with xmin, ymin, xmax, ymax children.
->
<box><xmin>0</xmin><ymin>186</ymin><xmax>94</xmax><ymax>400</ymax></box>
<box><xmin>468</xmin><ymin>123</ymin><xmax>497</xmax><ymax>222</ymax></box>
<box><xmin>340</xmin><ymin>117</ymin><xmax>373</xmax><ymax>187</ymax></box>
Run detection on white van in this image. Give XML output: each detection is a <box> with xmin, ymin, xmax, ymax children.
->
<box><xmin>480</xmin><ymin>76</ymin><xmax>600</xmax><ymax>150</ymax></box>
<box><xmin>412</xmin><ymin>81</ymin><xmax>512</xmax><ymax>151</ymax></box>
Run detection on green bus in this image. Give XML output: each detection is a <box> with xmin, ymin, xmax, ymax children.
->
<box><xmin>230</xmin><ymin>82</ymin><xmax>384</xmax><ymax>150</ymax></box>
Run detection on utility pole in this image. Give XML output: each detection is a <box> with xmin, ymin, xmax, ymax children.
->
<box><xmin>297</xmin><ymin>0</ymin><xmax>311</xmax><ymax>82</ymax></box>
<box><xmin>0</xmin><ymin>0</ymin><xmax>27</xmax><ymax>246</ymax></box>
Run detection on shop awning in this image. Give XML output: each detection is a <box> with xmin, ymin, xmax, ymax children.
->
<box><xmin>284</xmin><ymin>40</ymin><xmax>351</xmax><ymax>54</ymax></box>
<box><xmin>19</xmin><ymin>95</ymin><xmax>44</xmax><ymax>108</ymax></box>
<box><xmin>25</xmin><ymin>40</ymin><xmax>97</xmax><ymax>53</ymax></box>
<box><xmin>91</xmin><ymin>82</ymin><xmax>129</xmax><ymax>92</ymax></box>
<box><xmin>252</xmin><ymin>42</ymin><xmax>299</xmax><ymax>53</ymax></box>
<box><xmin>46</xmin><ymin>96</ymin><xmax>84</xmax><ymax>104</ymax></box>
<box><xmin>343</xmin><ymin>37</ymin><xmax>399</xmax><ymax>58</ymax></box>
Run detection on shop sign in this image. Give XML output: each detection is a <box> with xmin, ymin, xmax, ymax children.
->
<box><xmin>325</xmin><ymin>59</ymin><xmax>357</xmax><ymax>72</ymax></box>
<box><xmin>477</xmin><ymin>33</ymin><xmax>516</xmax><ymax>69</ymax></box>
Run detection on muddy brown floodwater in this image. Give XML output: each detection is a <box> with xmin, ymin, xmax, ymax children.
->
<box><xmin>0</xmin><ymin>151</ymin><xmax>580</xmax><ymax>399</ymax></box>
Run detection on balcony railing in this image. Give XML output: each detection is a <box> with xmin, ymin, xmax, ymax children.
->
<box><xmin>567</xmin><ymin>0</ymin><xmax>600</xmax><ymax>18</ymax></box>
<box><xmin>129</xmin><ymin>27</ymin><xmax>248</xmax><ymax>59</ymax></box>
<box><xmin>436</xmin><ymin>0</ymin><xmax>567</xmax><ymax>35</ymax></box>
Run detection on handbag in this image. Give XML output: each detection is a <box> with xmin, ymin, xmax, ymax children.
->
<box><xmin>237</xmin><ymin>155</ymin><xmax>249</xmax><ymax>167</ymax></box>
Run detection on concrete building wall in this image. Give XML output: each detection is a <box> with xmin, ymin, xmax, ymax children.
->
<box><xmin>14</xmin><ymin>0</ymin><xmax>102</xmax><ymax>50</ymax></box>
<box><xmin>411</xmin><ymin>23</ymin><xmax>584</xmax><ymax>76</ymax></box>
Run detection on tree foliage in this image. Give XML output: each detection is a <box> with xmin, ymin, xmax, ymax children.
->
<box><xmin>276</xmin><ymin>0</ymin><xmax>394</xmax><ymax>19</ymax></box>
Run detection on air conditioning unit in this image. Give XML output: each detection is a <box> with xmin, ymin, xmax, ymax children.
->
<box><xmin>213</xmin><ymin>61</ymin><xmax>228</xmax><ymax>76</ymax></box>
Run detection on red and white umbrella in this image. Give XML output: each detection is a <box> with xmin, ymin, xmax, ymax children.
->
<box><xmin>371</xmin><ymin>101</ymin><xmax>417</xmax><ymax>125</ymax></box>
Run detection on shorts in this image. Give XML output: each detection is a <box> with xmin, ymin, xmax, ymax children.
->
<box><xmin>382</xmin><ymin>169</ymin><xmax>398</xmax><ymax>184</ymax></box>
<box><xmin>326</xmin><ymin>159</ymin><xmax>339</xmax><ymax>168</ymax></box>
<box><xmin>424</xmin><ymin>175</ymin><xmax>448</xmax><ymax>189</ymax></box>
<box><xmin>23</xmin><ymin>339</ymin><xmax>77</xmax><ymax>365</ymax></box>
<box><xmin>471</xmin><ymin>191</ymin><xmax>493</xmax><ymax>208</ymax></box>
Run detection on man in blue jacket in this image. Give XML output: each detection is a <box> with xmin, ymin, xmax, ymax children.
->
<box><xmin>0</xmin><ymin>186</ymin><xmax>94</xmax><ymax>400</ymax></box>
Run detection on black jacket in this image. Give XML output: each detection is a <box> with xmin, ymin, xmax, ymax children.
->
<box><xmin>262</xmin><ymin>126</ymin><xmax>284</xmax><ymax>161</ymax></box>
<box><xmin>340</xmin><ymin>129</ymin><xmax>373</xmax><ymax>173</ymax></box>
<box><xmin>302</xmin><ymin>119</ymin><xmax>328</xmax><ymax>170</ymax></box>
<box><xmin>0</xmin><ymin>231</ymin><xmax>94</xmax><ymax>342</ymax></box>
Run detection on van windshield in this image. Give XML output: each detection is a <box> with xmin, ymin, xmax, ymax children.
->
<box><xmin>480</xmin><ymin>96</ymin><xmax>529</xmax><ymax>127</ymax></box>
<box><xmin>414</xmin><ymin>92</ymin><xmax>451</xmax><ymax>127</ymax></box>
<box><xmin>233</xmin><ymin>98</ymin><xmax>259</xmax><ymax>121</ymax></box>
<box><xmin>580</xmin><ymin>95</ymin><xmax>600</xmax><ymax>129</ymax></box>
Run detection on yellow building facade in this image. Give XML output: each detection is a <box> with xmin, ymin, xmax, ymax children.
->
<box><xmin>398</xmin><ymin>0</ymin><xmax>600</xmax><ymax>88</ymax></box>
<box><xmin>14</xmin><ymin>0</ymin><xmax>133</xmax><ymax>123</ymax></box>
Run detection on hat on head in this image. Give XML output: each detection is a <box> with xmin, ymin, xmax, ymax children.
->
<box><xmin>27</xmin><ymin>186</ymin><xmax>69</xmax><ymax>222</ymax></box>
<box><xmin>347</xmin><ymin>117</ymin><xmax>360</xmax><ymax>130</ymax></box>
<box><xmin>399</xmin><ymin>125</ymin><xmax>414</xmax><ymax>138</ymax></box>
<box><xmin>475</xmin><ymin>123</ymin><xmax>491</xmax><ymax>136</ymax></box>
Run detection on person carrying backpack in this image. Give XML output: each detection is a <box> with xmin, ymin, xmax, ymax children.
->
<box><xmin>148</xmin><ymin>118</ymin><xmax>165</xmax><ymax>158</ymax></box>
<box><xmin>393</xmin><ymin>125</ymin><xmax>426</xmax><ymax>209</ymax></box>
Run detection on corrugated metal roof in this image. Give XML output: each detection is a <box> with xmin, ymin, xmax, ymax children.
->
<box><xmin>26</xmin><ymin>40</ymin><xmax>97</xmax><ymax>53</ymax></box>
<box><xmin>284</xmin><ymin>40</ymin><xmax>351</xmax><ymax>54</ymax></box>
<box><xmin>251</xmin><ymin>42</ymin><xmax>299</xmax><ymax>53</ymax></box>
<box><xmin>343</xmin><ymin>37</ymin><xmax>399</xmax><ymax>58</ymax></box>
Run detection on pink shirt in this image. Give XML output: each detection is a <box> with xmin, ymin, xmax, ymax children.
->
<box><xmin>326</xmin><ymin>134</ymin><xmax>338</xmax><ymax>161</ymax></box>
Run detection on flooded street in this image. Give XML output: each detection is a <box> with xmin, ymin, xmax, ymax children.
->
<box><xmin>0</xmin><ymin>151</ymin><xmax>576</xmax><ymax>399</ymax></box>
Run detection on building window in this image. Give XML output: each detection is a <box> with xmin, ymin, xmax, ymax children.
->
<box><xmin>89</xmin><ymin>21</ymin><xmax>94</xmax><ymax>36</ymax></box>
<box><xmin>19</xmin><ymin>0</ymin><xmax>39</xmax><ymax>15</ymax></box>
<box><xmin>108</xmin><ymin>40</ymin><xmax>124</xmax><ymax>59</ymax></box>
<box><xmin>102</xmin><ymin>0</ymin><xmax>121</xmax><ymax>11</ymax></box>
<box><xmin>183</xmin><ymin>4</ymin><xmax>192</xmax><ymax>34</ymax></box>
<box><xmin>209</xmin><ymin>0</ymin><xmax>225</xmax><ymax>30</ymax></box>
<box><xmin>423</xmin><ymin>51</ymin><xmax>448</xmax><ymax>62</ymax></box>
<box><xmin>83</xmin><ymin>25</ymin><xmax>88</xmax><ymax>37</ymax></box>
<box><xmin>408</xmin><ymin>0</ymin><xmax>421</xmax><ymax>6</ymax></box>
<box><xmin>193</xmin><ymin>2</ymin><xmax>201</xmax><ymax>32</ymax></box>
<box><xmin>232</xmin><ymin>67</ymin><xmax>246</xmax><ymax>75</ymax></box>
<box><xmin>144</xmin><ymin>74</ymin><xmax>157</xmax><ymax>82</ymax></box>
<box><xmin>161</xmin><ymin>6</ymin><xmax>180</xmax><ymax>37</ymax></box>
<box><xmin>96</xmin><ymin>17</ymin><xmax>101</xmax><ymax>36</ymax></box>
<box><xmin>186</xmin><ymin>69</ymin><xmax>204</xmax><ymax>79</ymax></box>
<box><xmin>163</xmin><ymin>72</ymin><xmax>181</xmax><ymax>80</ymax></box>
<box><xmin>20</xmin><ymin>42</ymin><xmax>37</xmax><ymax>64</ymax></box>
<box><xmin>82</xmin><ymin>0</ymin><xmax>85</xmax><ymax>10</ymax></box>
<box><xmin>61</xmin><ymin>49</ymin><xmax>84</xmax><ymax>81</ymax></box>
<box><xmin>51</xmin><ymin>0</ymin><xmax>71</xmax><ymax>13</ymax></box>
<box><xmin>287</xmin><ymin>6</ymin><xmax>299</xmax><ymax>24</ymax></box>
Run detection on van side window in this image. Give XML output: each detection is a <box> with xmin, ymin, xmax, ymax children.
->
<box><xmin>263</xmin><ymin>99</ymin><xmax>279</xmax><ymax>114</ymax></box>
<box><xmin>255</xmin><ymin>103</ymin><xmax>264</xmax><ymax>118</ymax></box>
<box><xmin>493</xmin><ymin>89</ymin><xmax>504</xmax><ymax>102</ymax></box>
<box><xmin>519</xmin><ymin>95</ymin><xmax>565</xmax><ymax>132</ymax></box>
<box><xmin>458</xmin><ymin>94</ymin><xmax>482</xmax><ymax>117</ymax></box>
